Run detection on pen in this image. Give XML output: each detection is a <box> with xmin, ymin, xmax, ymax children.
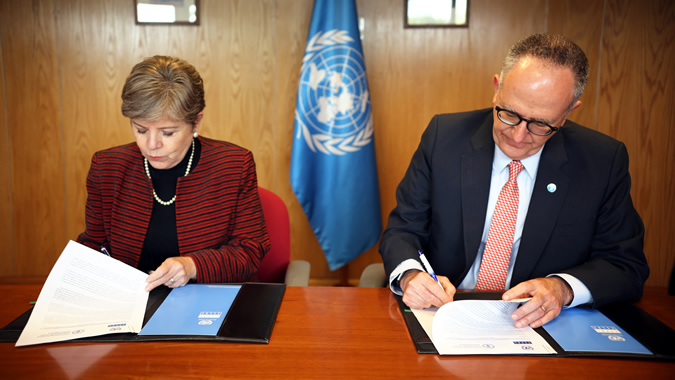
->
<box><xmin>101</xmin><ymin>246</ymin><xmax>111</xmax><ymax>257</ymax></box>
<box><xmin>418</xmin><ymin>250</ymin><xmax>444</xmax><ymax>291</ymax></box>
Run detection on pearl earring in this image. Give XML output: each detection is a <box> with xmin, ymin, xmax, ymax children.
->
<box><xmin>193</xmin><ymin>131</ymin><xmax>198</xmax><ymax>138</ymax></box>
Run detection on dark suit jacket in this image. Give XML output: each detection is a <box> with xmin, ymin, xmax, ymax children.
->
<box><xmin>77</xmin><ymin>137</ymin><xmax>270</xmax><ymax>283</ymax></box>
<box><xmin>379</xmin><ymin>108</ymin><xmax>649</xmax><ymax>307</ymax></box>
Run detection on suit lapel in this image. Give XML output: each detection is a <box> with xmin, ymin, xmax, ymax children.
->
<box><xmin>461</xmin><ymin>116</ymin><xmax>494</xmax><ymax>267</ymax></box>
<box><xmin>512</xmin><ymin>131</ymin><xmax>569</xmax><ymax>284</ymax></box>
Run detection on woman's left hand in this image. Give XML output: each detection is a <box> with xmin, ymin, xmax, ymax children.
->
<box><xmin>145</xmin><ymin>257</ymin><xmax>197</xmax><ymax>292</ymax></box>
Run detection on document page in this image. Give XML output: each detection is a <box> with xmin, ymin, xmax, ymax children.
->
<box><xmin>413</xmin><ymin>300</ymin><xmax>556</xmax><ymax>355</ymax></box>
<box><xmin>16</xmin><ymin>241</ymin><xmax>149</xmax><ymax>347</ymax></box>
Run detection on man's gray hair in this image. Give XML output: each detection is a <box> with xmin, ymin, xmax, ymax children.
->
<box><xmin>499</xmin><ymin>33</ymin><xmax>589</xmax><ymax>109</ymax></box>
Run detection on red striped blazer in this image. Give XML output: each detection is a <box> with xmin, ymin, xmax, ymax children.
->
<box><xmin>77</xmin><ymin>137</ymin><xmax>270</xmax><ymax>283</ymax></box>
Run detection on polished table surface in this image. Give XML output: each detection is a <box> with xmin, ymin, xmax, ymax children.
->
<box><xmin>1</xmin><ymin>283</ymin><xmax>674</xmax><ymax>379</ymax></box>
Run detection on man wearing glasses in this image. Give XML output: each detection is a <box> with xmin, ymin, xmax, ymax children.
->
<box><xmin>379</xmin><ymin>33</ymin><xmax>649</xmax><ymax>328</ymax></box>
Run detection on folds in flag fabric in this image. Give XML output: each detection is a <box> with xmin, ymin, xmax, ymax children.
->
<box><xmin>290</xmin><ymin>0</ymin><xmax>382</xmax><ymax>271</ymax></box>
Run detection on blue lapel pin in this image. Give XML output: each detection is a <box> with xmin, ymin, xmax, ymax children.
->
<box><xmin>547</xmin><ymin>183</ymin><xmax>557</xmax><ymax>193</ymax></box>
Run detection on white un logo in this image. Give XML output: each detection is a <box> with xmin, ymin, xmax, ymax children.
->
<box><xmin>295</xmin><ymin>30</ymin><xmax>374</xmax><ymax>155</ymax></box>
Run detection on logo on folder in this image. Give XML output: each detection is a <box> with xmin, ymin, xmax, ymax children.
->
<box><xmin>591</xmin><ymin>325</ymin><xmax>620</xmax><ymax>334</ymax></box>
<box><xmin>198</xmin><ymin>311</ymin><xmax>221</xmax><ymax>326</ymax></box>
<box><xmin>591</xmin><ymin>325</ymin><xmax>626</xmax><ymax>342</ymax></box>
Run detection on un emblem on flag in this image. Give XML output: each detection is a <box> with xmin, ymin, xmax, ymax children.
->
<box><xmin>295</xmin><ymin>30</ymin><xmax>374</xmax><ymax>155</ymax></box>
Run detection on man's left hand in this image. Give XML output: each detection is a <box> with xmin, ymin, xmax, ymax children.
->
<box><xmin>502</xmin><ymin>277</ymin><xmax>574</xmax><ymax>328</ymax></box>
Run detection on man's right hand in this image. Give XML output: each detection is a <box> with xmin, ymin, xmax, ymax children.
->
<box><xmin>400</xmin><ymin>270</ymin><xmax>456</xmax><ymax>309</ymax></box>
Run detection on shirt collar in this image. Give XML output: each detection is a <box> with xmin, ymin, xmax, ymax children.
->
<box><xmin>493</xmin><ymin>144</ymin><xmax>544</xmax><ymax>180</ymax></box>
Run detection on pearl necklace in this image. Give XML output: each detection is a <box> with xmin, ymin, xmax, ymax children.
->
<box><xmin>144</xmin><ymin>138</ymin><xmax>195</xmax><ymax>206</ymax></box>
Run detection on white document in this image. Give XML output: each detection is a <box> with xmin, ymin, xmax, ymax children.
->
<box><xmin>412</xmin><ymin>300</ymin><xmax>556</xmax><ymax>355</ymax></box>
<box><xmin>16</xmin><ymin>241</ymin><xmax>149</xmax><ymax>347</ymax></box>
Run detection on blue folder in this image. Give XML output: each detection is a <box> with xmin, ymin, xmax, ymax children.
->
<box><xmin>542</xmin><ymin>308</ymin><xmax>651</xmax><ymax>355</ymax></box>
<box><xmin>139</xmin><ymin>284</ymin><xmax>241</xmax><ymax>336</ymax></box>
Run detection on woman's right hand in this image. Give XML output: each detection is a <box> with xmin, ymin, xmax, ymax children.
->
<box><xmin>144</xmin><ymin>256</ymin><xmax>197</xmax><ymax>292</ymax></box>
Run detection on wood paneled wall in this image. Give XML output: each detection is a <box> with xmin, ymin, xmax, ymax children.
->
<box><xmin>1</xmin><ymin>0</ymin><xmax>64</xmax><ymax>276</ymax></box>
<box><xmin>597</xmin><ymin>0</ymin><xmax>675</xmax><ymax>286</ymax></box>
<box><xmin>0</xmin><ymin>0</ymin><xmax>673</xmax><ymax>287</ymax></box>
<box><xmin>546</xmin><ymin>0</ymin><xmax>675</xmax><ymax>287</ymax></box>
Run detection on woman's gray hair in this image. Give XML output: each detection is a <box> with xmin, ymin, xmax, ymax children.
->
<box><xmin>121</xmin><ymin>56</ymin><xmax>205</xmax><ymax>124</ymax></box>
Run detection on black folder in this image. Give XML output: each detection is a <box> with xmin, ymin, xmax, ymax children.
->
<box><xmin>0</xmin><ymin>282</ymin><xmax>285</xmax><ymax>344</ymax></box>
<box><xmin>397</xmin><ymin>292</ymin><xmax>675</xmax><ymax>361</ymax></box>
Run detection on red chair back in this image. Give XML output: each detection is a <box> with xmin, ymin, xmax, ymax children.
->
<box><xmin>256</xmin><ymin>187</ymin><xmax>291</xmax><ymax>283</ymax></box>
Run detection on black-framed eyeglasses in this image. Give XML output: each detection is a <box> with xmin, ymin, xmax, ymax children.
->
<box><xmin>495</xmin><ymin>106</ymin><xmax>560</xmax><ymax>136</ymax></box>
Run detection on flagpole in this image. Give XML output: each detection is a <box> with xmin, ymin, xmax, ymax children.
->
<box><xmin>337</xmin><ymin>265</ymin><xmax>350</xmax><ymax>287</ymax></box>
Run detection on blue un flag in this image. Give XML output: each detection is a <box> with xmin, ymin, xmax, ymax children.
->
<box><xmin>290</xmin><ymin>0</ymin><xmax>382</xmax><ymax>271</ymax></box>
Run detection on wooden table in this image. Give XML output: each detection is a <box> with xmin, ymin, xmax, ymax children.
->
<box><xmin>1</xmin><ymin>284</ymin><xmax>673</xmax><ymax>379</ymax></box>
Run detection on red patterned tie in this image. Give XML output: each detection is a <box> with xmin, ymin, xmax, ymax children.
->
<box><xmin>476</xmin><ymin>160</ymin><xmax>524</xmax><ymax>291</ymax></box>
